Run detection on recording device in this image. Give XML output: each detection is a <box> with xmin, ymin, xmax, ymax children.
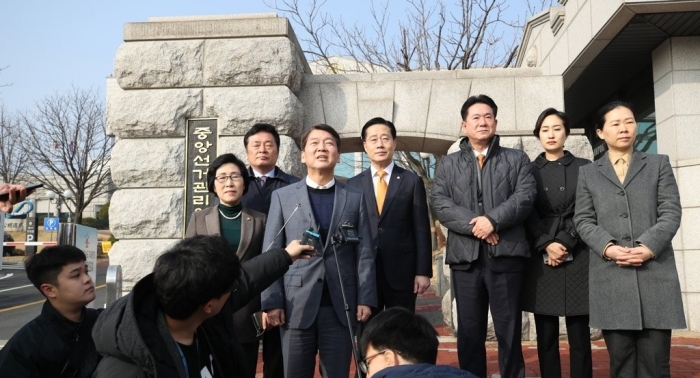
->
<box><xmin>329</xmin><ymin>221</ymin><xmax>364</xmax><ymax>378</ymax></box>
<box><xmin>300</xmin><ymin>229</ymin><xmax>321</xmax><ymax>255</ymax></box>
<box><xmin>250</xmin><ymin>312</ymin><xmax>265</xmax><ymax>337</ymax></box>
<box><xmin>334</xmin><ymin>222</ymin><xmax>361</xmax><ymax>245</ymax></box>
<box><xmin>0</xmin><ymin>183</ymin><xmax>43</xmax><ymax>201</ymax></box>
<box><xmin>543</xmin><ymin>253</ymin><xmax>573</xmax><ymax>264</ymax></box>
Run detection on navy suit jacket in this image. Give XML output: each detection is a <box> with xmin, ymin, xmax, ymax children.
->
<box><xmin>260</xmin><ymin>180</ymin><xmax>376</xmax><ymax>329</ymax></box>
<box><xmin>348</xmin><ymin>165</ymin><xmax>432</xmax><ymax>291</ymax></box>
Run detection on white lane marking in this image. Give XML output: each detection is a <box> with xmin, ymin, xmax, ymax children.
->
<box><xmin>0</xmin><ymin>273</ymin><xmax>13</xmax><ymax>280</ymax></box>
<box><xmin>0</xmin><ymin>284</ymin><xmax>33</xmax><ymax>293</ymax></box>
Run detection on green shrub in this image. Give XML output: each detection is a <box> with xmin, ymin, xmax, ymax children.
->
<box><xmin>98</xmin><ymin>202</ymin><xmax>110</xmax><ymax>220</ymax></box>
<box><xmin>80</xmin><ymin>217</ymin><xmax>108</xmax><ymax>229</ymax></box>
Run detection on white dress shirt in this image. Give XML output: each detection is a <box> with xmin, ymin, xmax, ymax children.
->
<box><xmin>305</xmin><ymin>176</ymin><xmax>336</xmax><ymax>189</ymax></box>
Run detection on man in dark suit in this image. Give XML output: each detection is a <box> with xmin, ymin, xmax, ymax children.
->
<box><xmin>261</xmin><ymin>124</ymin><xmax>376</xmax><ymax>378</ymax></box>
<box><xmin>431</xmin><ymin>95</ymin><xmax>536</xmax><ymax>378</ymax></box>
<box><xmin>348</xmin><ymin>117</ymin><xmax>432</xmax><ymax>313</ymax></box>
<box><xmin>240</xmin><ymin>123</ymin><xmax>300</xmax><ymax>378</ymax></box>
<box><xmin>241</xmin><ymin>123</ymin><xmax>301</xmax><ymax>215</ymax></box>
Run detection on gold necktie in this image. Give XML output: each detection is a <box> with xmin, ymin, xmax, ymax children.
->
<box><xmin>477</xmin><ymin>154</ymin><xmax>485</xmax><ymax>169</ymax></box>
<box><xmin>376</xmin><ymin>170</ymin><xmax>388</xmax><ymax>215</ymax></box>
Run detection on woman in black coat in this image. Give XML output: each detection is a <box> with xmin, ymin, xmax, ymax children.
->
<box><xmin>523</xmin><ymin>108</ymin><xmax>592</xmax><ymax>378</ymax></box>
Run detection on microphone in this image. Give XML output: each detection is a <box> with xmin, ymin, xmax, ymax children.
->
<box><xmin>264</xmin><ymin>203</ymin><xmax>301</xmax><ymax>252</ymax></box>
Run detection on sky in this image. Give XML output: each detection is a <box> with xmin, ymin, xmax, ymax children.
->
<box><xmin>0</xmin><ymin>0</ymin><xmax>536</xmax><ymax>113</ymax></box>
<box><xmin>0</xmin><ymin>0</ymin><xmax>355</xmax><ymax>112</ymax></box>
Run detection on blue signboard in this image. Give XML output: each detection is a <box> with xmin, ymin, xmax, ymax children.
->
<box><xmin>43</xmin><ymin>217</ymin><xmax>59</xmax><ymax>231</ymax></box>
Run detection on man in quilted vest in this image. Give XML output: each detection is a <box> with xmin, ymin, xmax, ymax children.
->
<box><xmin>431</xmin><ymin>94</ymin><xmax>536</xmax><ymax>378</ymax></box>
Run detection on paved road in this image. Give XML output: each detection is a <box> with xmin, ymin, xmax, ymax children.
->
<box><xmin>0</xmin><ymin>259</ymin><xmax>108</xmax><ymax>345</ymax></box>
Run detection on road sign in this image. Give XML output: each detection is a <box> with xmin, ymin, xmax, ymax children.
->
<box><xmin>43</xmin><ymin>217</ymin><xmax>59</xmax><ymax>231</ymax></box>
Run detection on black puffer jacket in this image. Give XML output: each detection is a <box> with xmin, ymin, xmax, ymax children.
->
<box><xmin>432</xmin><ymin>136</ymin><xmax>536</xmax><ymax>267</ymax></box>
<box><xmin>0</xmin><ymin>301</ymin><xmax>102</xmax><ymax>378</ymax></box>
<box><xmin>92</xmin><ymin>249</ymin><xmax>292</xmax><ymax>378</ymax></box>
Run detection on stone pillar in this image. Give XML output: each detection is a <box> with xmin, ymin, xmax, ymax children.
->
<box><xmin>107</xmin><ymin>15</ymin><xmax>308</xmax><ymax>289</ymax></box>
<box><xmin>653</xmin><ymin>36</ymin><xmax>700</xmax><ymax>332</ymax></box>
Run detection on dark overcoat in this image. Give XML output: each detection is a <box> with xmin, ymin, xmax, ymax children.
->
<box><xmin>523</xmin><ymin>151</ymin><xmax>591</xmax><ymax>316</ymax></box>
<box><xmin>574</xmin><ymin>151</ymin><xmax>685</xmax><ymax>330</ymax></box>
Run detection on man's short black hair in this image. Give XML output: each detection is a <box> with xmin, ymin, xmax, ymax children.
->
<box><xmin>244</xmin><ymin>123</ymin><xmax>281</xmax><ymax>149</ymax></box>
<box><xmin>206</xmin><ymin>153</ymin><xmax>251</xmax><ymax>196</ymax></box>
<box><xmin>595</xmin><ymin>100</ymin><xmax>635</xmax><ymax>131</ymax></box>
<box><xmin>533</xmin><ymin>108</ymin><xmax>571</xmax><ymax>138</ymax></box>
<box><xmin>25</xmin><ymin>245</ymin><xmax>87</xmax><ymax>292</ymax></box>
<box><xmin>460</xmin><ymin>94</ymin><xmax>498</xmax><ymax>121</ymax></box>
<box><xmin>300</xmin><ymin>124</ymin><xmax>341</xmax><ymax>149</ymax></box>
<box><xmin>359</xmin><ymin>307</ymin><xmax>439</xmax><ymax>364</ymax></box>
<box><xmin>361</xmin><ymin>117</ymin><xmax>397</xmax><ymax>140</ymax></box>
<box><xmin>154</xmin><ymin>235</ymin><xmax>241</xmax><ymax>320</ymax></box>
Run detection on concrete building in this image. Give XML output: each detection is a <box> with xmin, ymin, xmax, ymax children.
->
<box><xmin>106</xmin><ymin>1</ymin><xmax>700</xmax><ymax>332</ymax></box>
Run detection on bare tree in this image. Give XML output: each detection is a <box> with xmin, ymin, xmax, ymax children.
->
<box><xmin>267</xmin><ymin>0</ymin><xmax>552</xmax><ymax>73</ymax></box>
<box><xmin>0</xmin><ymin>66</ymin><xmax>13</xmax><ymax>91</ymax></box>
<box><xmin>0</xmin><ymin>105</ymin><xmax>29</xmax><ymax>183</ymax></box>
<box><xmin>268</xmin><ymin>0</ymin><xmax>550</xmax><ymax>174</ymax></box>
<box><xmin>19</xmin><ymin>87</ymin><xmax>113</xmax><ymax>223</ymax></box>
<box><xmin>267</xmin><ymin>0</ymin><xmax>552</xmax><ymax>245</ymax></box>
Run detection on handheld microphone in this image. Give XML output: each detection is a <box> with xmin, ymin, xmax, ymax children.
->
<box><xmin>264</xmin><ymin>203</ymin><xmax>301</xmax><ymax>252</ymax></box>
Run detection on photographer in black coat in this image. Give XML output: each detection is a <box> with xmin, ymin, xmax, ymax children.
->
<box><xmin>92</xmin><ymin>235</ymin><xmax>313</xmax><ymax>378</ymax></box>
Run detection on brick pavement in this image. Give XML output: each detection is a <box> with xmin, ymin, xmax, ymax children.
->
<box><xmin>255</xmin><ymin>289</ymin><xmax>700</xmax><ymax>377</ymax></box>
<box><xmin>433</xmin><ymin>333</ymin><xmax>700</xmax><ymax>378</ymax></box>
<box><xmin>426</xmin><ymin>289</ymin><xmax>700</xmax><ymax>378</ymax></box>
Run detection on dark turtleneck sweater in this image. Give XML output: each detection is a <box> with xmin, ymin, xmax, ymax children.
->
<box><xmin>218</xmin><ymin>203</ymin><xmax>243</xmax><ymax>250</ymax></box>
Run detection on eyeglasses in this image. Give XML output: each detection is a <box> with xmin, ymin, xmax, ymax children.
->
<box><xmin>215</xmin><ymin>173</ymin><xmax>243</xmax><ymax>183</ymax></box>
<box><xmin>358</xmin><ymin>350</ymin><xmax>388</xmax><ymax>374</ymax></box>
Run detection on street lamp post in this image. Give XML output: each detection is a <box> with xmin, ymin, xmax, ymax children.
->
<box><xmin>419</xmin><ymin>152</ymin><xmax>432</xmax><ymax>179</ymax></box>
<box><xmin>418</xmin><ymin>152</ymin><xmax>438</xmax><ymax>251</ymax></box>
<box><xmin>63</xmin><ymin>189</ymin><xmax>74</xmax><ymax>223</ymax></box>
<box><xmin>46</xmin><ymin>190</ymin><xmax>57</xmax><ymax>217</ymax></box>
<box><xmin>46</xmin><ymin>190</ymin><xmax>60</xmax><ymax>241</ymax></box>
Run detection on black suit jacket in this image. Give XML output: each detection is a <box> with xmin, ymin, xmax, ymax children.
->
<box><xmin>348</xmin><ymin>165</ymin><xmax>432</xmax><ymax>291</ymax></box>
